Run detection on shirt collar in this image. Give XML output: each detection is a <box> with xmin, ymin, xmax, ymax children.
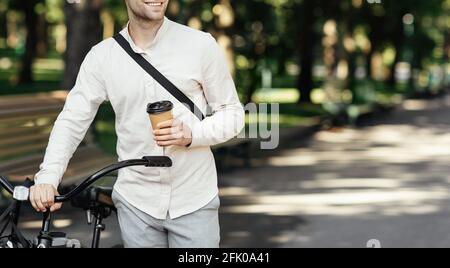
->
<box><xmin>120</xmin><ymin>16</ymin><xmax>170</xmax><ymax>54</ymax></box>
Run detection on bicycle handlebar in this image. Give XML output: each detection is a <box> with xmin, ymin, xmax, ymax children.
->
<box><xmin>0</xmin><ymin>156</ymin><xmax>172</xmax><ymax>203</ymax></box>
<box><xmin>0</xmin><ymin>175</ymin><xmax>13</xmax><ymax>194</ymax></box>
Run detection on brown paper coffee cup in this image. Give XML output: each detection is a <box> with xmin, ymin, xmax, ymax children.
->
<box><xmin>147</xmin><ymin>101</ymin><xmax>174</xmax><ymax>130</ymax></box>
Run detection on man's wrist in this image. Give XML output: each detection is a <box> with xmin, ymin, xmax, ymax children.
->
<box><xmin>187</xmin><ymin>121</ymin><xmax>205</xmax><ymax>148</ymax></box>
<box><xmin>34</xmin><ymin>175</ymin><xmax>60</xmax><ymax>190</ymax></box>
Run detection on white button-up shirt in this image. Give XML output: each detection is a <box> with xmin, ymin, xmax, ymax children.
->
<box><xmin>34</xmin><ymin>17</ymin><xmax>245</xmax><ymax>219</ymax></box>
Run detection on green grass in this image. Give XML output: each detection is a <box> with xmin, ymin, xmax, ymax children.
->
<box><xmin>252</xmin><ymin>88</ymin><xmax>300</xmax><ymax>103</ymax></box>
<box><xmin>96</xmin><ymin>128</ymin><xmax>117</xmax><ymax>155</ymax></box>
<box><xmin>0</xmin><ymin>51</ymin><xmax>64</xmax><ymax>95</ymax></box>
<box><xmin>95</xmin><ymin>104</ymin><xmax>117</xmax><ymax>155</ymax></box>
<box><xmin>0</xmin><ymin>48</ymin><xmax>17</xmax><ymax>58</ymax></box>
<box><xmin>95</xmin><ymin>117</ymin><xmax>117</xmax><ymax>155</ymax></box>
<box><xmin>246</xmin><ymin>103</ymin><xmax>325</xmax><ymax>129</ymax></box>
<box><xmin>278</xmin><ymin>103</ymin><xmax>326</xmax><ymax>117</ymax></box>
<box><xmin>246</xmin><ymin>113</ymin><xmax>321</xmax><ymax>128</ymax></box>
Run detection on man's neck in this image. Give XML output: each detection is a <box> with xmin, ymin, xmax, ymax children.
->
<box><xmin>128</xmin><ymin>17</ymin><xmax>164</xmax><ymax>50</ymax></box>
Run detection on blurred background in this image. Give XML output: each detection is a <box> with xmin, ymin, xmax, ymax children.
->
<box><xmin>0</xmin><ymin>0</ymin><xmax>450</xmax><ymax>248</ymax></box>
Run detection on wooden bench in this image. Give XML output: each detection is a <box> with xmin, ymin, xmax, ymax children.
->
<box><xmin>0</xmin><ymin>91</ymin><xmax>115</xmax><ymax>190</ymax></box>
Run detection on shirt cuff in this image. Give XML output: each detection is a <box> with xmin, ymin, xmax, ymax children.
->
<box><xmin>34</xmin><ymin>173</ymin><xmax>60</xmax><ymax>190</ymax></box>
<box><xmin>188</xmin><ymin>121</ymin><xmax>209</xmax><ymax>148</ymax></box>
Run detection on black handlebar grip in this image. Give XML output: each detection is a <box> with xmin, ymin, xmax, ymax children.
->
<box><xmin>142</xmin><ymin>156</ymin><xmax>172</xmax><ymax>167</ymax></box>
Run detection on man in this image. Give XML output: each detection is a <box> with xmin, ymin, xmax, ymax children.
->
<box><xmin>30</xmin><ymin>0</ymin><xmax>245</xmax><ymax>248</ymax></box>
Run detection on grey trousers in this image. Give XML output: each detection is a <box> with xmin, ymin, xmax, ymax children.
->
<box><xmin>111</xmin><ymin>190</ymin><xmax>221</xmax><ymax>248</ymax></box>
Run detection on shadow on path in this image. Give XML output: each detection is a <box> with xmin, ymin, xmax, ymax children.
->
<box><xmin>219</xmin><ymin>95</ymin><xmax>450</xmax><ymax>248</ymax></box>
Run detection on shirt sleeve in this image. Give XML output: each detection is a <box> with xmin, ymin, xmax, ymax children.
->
<box><xmin>188</xmin><ymin>34</ymin><xmax>245</xmax><ymax>148</ymax></box>
<box><xmin>34</xmin><ymin>47</ymin><xmax>107</xmax><ymax>189</ymax></box>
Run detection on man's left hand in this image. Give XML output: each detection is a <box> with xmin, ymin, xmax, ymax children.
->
<box><xmin>153</xmin><ymin>119</ymin><xmax>192</xmax><ymax>147</ymax></box>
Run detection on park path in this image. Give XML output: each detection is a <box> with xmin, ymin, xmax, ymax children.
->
<box><xmin>20</xmin><ymin>94</ymin><xmax>450</xmax><ymax>248</ymax></box>
<box><xmin>219</xmin><ymin>94</ymin><xmax>450</xmax><ymax>248</ymax></box>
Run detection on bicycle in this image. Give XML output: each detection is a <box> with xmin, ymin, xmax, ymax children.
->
<box><xmin>0</xmin><ymin>156</ymin><xmax>172</xmax><ymax>248</ymax></box>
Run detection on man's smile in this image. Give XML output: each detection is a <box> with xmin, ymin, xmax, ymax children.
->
<box><xmin>144</xmin><ymin>1</ymin><xmax>163</xmax><ymax>7</ymax></box>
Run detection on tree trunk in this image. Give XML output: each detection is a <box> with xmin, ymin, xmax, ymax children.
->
<box><xmin>344</xmin><ymin>4</ymin><xmax>356</xmax><ymax>95</ymax></box>
<box><xmin>36</xmin><ymin>13</ymin><xmax>48</xmax><ymax>57</ymax></box>
<box><xmin>364</xmin><ymin>5</ymin><xmax>385</xmax><ymax>80</ymax></box>
<box><xmin>18</xmin><ymin>0</ymin><xmax>40</xmax><ymax>84</ymax></box>
<box><xmin>245</xmin><ymin>74</ymin><xmax>259</xmax><ymax>104</ymax></box>
<box><xmin>296</xmin><ymin>0</ymin><xmax>316</xmax><ymax>104</ymax></box>
<box><xmin>0</xmin><ymin>11</ymin><xmax>6</xmax><ymax>40</ymax></box>
<box><xmin>298</xmin><ymin>43</ymin><xmax>314</xmax><ymax>103</ymax></box>
<box><xmin>444</xmin><ymin>30</ymin><xmax>450</xmax><ymax>62</ymax></box>
<box><xmin>62</xmin><ymin>0</ymin><xmax>103</xmax><ymax>89</ymax></box>
<box><xmin>388</xmin><ymin>32</ymin><xmax>403</xmax><ymax>87</ymax></box>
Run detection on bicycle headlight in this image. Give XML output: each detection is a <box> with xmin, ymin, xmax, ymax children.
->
<box><xmin>13</xmin><ymin>186</ymin><xmax>29</xmax><ymax>201</ymax></box>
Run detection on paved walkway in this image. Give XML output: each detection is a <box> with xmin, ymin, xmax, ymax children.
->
<box><xmin>19</xmin><ymin>95</ymin><xmax>450</xmax><ymax>247</ymax></box>
<box><xmin>220</xmin><ymin>95</ymin><xmax>450</xmax><ymax>248</ymax></box>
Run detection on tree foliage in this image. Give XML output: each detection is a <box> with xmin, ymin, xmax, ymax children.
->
<box><xmin>0</xmin><ymin>0</ymin><xmax>448</xmax><ymax>101</ymax></box>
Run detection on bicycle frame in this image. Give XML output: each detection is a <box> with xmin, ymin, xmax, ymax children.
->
<box><xmin>0</xmin><ymin>156</ymin><xmax>172</xmax><ymax>248</ymax></box>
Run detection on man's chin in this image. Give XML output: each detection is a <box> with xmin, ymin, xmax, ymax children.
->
<box><xmin>142</xmin><ymin>10</ymin><xmax>165</xmax><ymax>20</ymax></box>
<box><xmin>143</xmin><ymin>15</ymin><xmax>164</xmax><ymax>22</ymax></box>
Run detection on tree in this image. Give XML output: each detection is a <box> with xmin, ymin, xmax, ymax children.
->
<box><xmin>9</xmin><ymin>0</ymin><xmax>42</xmax><ymax>84</ymax></box>
<box><xmin>295</xmin><ymin>0</ymin><xmax>317</xmax><ymax>103</ymax></box>
<box><xmin>362</xmin><ymin>0</ymin><xmax>443</xmax><ymax>86</ymax></box>
<box><xmin>62</xmin><ymin>0</ymin><xmax>103</xmax><ymax>89</ymax></box>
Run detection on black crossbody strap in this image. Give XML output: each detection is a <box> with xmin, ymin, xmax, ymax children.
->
<box><xmin>113</xmin><ymin>34</ymin><xmax>205</xmax><ymax>121</ymax></box>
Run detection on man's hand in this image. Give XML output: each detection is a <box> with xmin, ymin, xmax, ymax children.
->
<box><xmin>153</xmin><ymin>119</ymin><xmax>192</xmax><ymax>147</ymax></box>
<box><xmin>29</xmin><ymin>184</ymin><xmax>62</xmax><ymax>213</ymax></box>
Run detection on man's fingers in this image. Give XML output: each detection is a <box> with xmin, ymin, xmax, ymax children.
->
<box><xmin>50</xmin><ymin>188</ymin><xmax>61</xmax><ymax>212</ymax></box>
<box><xmin>156</xmin><ymin>119</ymin><xmax>182</xmax><ymax>129</ymax></box>
<box><xmin>153</xmin><ymin>127</ymin><xmax>175</xmax><ymax>136</ymax></box>
<box><xmin>41</xmin><ymin>189</ymin><xmax>50</xmax><ymax>211</ymax></box>
<box><xmin>156</xmin><ymin>140</ymin><xmax>177</xmax><ymax>147</ymax></box>
<box><xmin>29</xmin><ymin>187</ymin><xmax>39</xmax><ymax>212</ymax></box>
<box><xmin>46</xmin><ymin>187</ymin><xmax>54</xmax><ymax>207</ymax></box>
<box><xmin>156</xmin><ymin>119</ymin><xmax>175</xmax><ymax>129</ymax></box>
<box><xmin>50</xmin><ymin>203</ymin><xmax>62</xmax><ymax>213</ymax></box>
<box><xmin>34</xmin><ymin>188</ymin><xmax>45</xmax><ymax>212</ymax></box>
<box><xmin>154</xmin><ymin>119</ymin><xmax>191</xmax><ymax>147</ymax></box>
<box><xmin>154</xmin><ymin>134</ymin><xmax>175</xmax><ymax>141</ymax></box>
<box><xmin>40</xmin><ymin>188</ymin><xmax>48</xmax><ymax>208</ymax></box>
<box><xmin>36</xmin><ymin>191</ymin><xmax>47</xmax><ymax>212</ymax></box>
<box><xmin>155</xmin><ymin>132</ymin><xmax>184</xmax><ymax>141</ymax></box>
<box><xmin>28</xmin><ymin>184</ymin><xmax>61</xmax><ymax>213</ymax></box>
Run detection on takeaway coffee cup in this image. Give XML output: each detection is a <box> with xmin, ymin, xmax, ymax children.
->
<box><xmin>147</xmin><ymin>101</ymin><xmax>174</xmax><ymax>130</ymax></box>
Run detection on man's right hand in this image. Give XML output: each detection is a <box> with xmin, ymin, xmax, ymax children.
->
<box><xmin>29</xmin><ymin>184</ymin><xmax>62</xmax><ymax>213</ymax></box>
